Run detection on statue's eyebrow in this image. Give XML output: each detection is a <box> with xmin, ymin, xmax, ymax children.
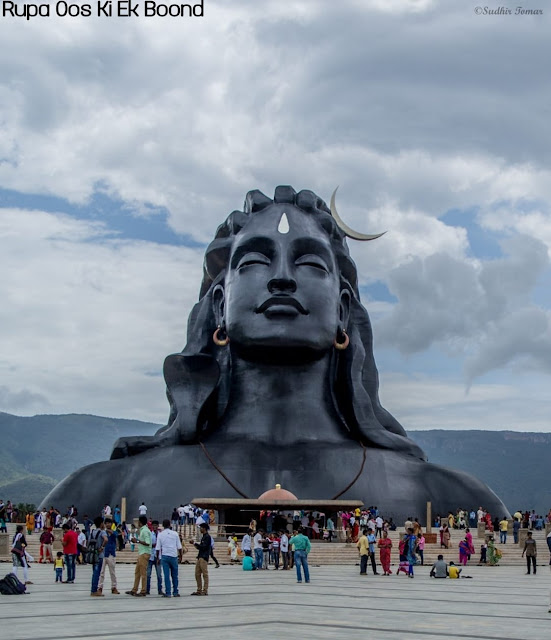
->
<box><xmin>291</xmin><ymin>237</ymin><xmax>335</xmax><ymax>270</ymax></box>
<box><xmin>230</xmin><ymin>236</ymin><xmax>276</xmax><ymax>269</ymax></box>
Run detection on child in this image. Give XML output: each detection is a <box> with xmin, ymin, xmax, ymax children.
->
<box><xmin>54</xmin><ymin>552</ymin><xmax>64</xmax><ymax>583</ymax></box>
<box><xmin>129</xmin><ymin>524</ymin><xmax>137</xmax><ymax>552</ymax></box>
<box><xmin>478</xmin><ymin>541</ymin><xmax>487</xmax><ymax>565</ymax></box>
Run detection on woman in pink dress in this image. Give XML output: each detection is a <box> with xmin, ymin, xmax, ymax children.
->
<box><xmin>377</xmin><ymin>531</ymin><xmax>393</xmax><ymax>575</ymax></box>
<box><xmin>465</xmin><ymin>528</ymin><xmax>474</xmax><ymax>558</ymax></box>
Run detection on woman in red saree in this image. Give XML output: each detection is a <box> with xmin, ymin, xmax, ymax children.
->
<box><xmin>352</xmin><ymin>521</ymin><xmax>360</xmax><ymax>543</ymax></box>
<box><xmin>377</xmin><ymin>530</ymin><xmax>393</xmax><ymax>575</ymax></box>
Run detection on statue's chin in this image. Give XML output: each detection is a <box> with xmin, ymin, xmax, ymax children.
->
<box><xmin>231</xmin><ymin>342</ymin><xmax>330</xmax><ymax>364</ymax></box>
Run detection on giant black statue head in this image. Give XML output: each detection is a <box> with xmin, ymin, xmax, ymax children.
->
<box><xmin>155</xmin><ymin>185</ymin><xmax>426</xmax><ymax>460</ymax></box>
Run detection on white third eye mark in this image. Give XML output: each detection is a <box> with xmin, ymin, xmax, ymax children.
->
<box><xmin>278</xmin><ymin>212</ymin><xmax>290</xmax><ymax>234</ymax></box>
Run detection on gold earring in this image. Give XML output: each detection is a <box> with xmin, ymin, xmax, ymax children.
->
<box><xmin>213</xmin><ymin>325</ymin><xmax>230</xmax><ymax>346</ymax></box>
<box><xmin>334</xmin><ymin>329</ymin><xmax>349</xmax><ymax>350</ymax></box>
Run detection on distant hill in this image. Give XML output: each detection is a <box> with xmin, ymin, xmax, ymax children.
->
<box><xmin>0</xmin><ymin>412</ymin><xmax>160</xmax><ymax>505</ymax></box>
<box><xmin>409</xmin><ymin>430</ymin><xmax>551</xmax><ymax>515</ymax></box>
<box><xmin>0</xmin><ymin>412</ymin><xmax>549</xmax><ymax>513</ymax></box>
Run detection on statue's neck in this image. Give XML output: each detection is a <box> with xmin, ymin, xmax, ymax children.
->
<box><xmin>212</xmin><ymin>351</ymin><xmax>347</xmax><ymax>445</ymax></box>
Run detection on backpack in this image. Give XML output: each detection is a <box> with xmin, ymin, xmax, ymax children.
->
<box><xmin>0</xmin><ymin>573</ymin><xmax>27</xmax><ymax>595</ymax></box>
<box><xmin>85</xmin><ymin>529</ymin><xmax>100</xmax><ymax>565</ymax></box>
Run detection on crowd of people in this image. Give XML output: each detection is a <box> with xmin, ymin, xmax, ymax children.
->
<box><xmin>3</xmin><ymin>499</ymin><xmax>551</xmax><ymax>611</ymax></box>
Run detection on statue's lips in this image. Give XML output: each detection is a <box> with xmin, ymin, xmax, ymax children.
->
<box><xmin>256</xmin><ymin>297</ymin><xmax>308</xmax><ymax>317</ymax></box>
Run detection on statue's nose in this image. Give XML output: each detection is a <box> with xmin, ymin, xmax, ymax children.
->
<box><xmin>268</xmin><ymin>254</ymin><xmax>297</xmax><ymax>293</ymax></box>
<box><xmin>268</xmin><ymin>277</ymin><xmax>297</xmax><ymax>294</ymax></box>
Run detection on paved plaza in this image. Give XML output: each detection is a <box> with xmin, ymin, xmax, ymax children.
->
<box><xmin>1</xmin><ymin>562</ymin><xmax>550</xmax><ymax>639</ymax></box>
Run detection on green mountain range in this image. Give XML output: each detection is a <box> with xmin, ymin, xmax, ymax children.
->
<box><xmin>0</xmin><ymin>412</ymin><xmax>549</xmax><ymax>513</ymax></box>
<box><xmin>0</xmin><ymin>412</ymin><xmax>159</xmax><ymax>505</ymax></box>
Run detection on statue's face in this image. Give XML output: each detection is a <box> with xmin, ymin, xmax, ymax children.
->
<box><xmin>222</xmin><ymin>204</ymin><xmax>346</xmax><ymax>352</ymax></box>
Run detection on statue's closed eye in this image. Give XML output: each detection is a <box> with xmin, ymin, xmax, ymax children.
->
<box><xmin>236</xmin><ymin>252</ymin><xmax>271</xmax><ymax>269</ymax></box>
<box><xmin>295</xmin><ymin>254</ymin><xmax>329</xmax><ymax>273</ymax></box>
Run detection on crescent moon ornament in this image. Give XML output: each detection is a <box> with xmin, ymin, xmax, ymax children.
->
<box><xmin>330</xmin><ymin>187</ymin><xmax>386</xmax><ymax>241</ymax></box>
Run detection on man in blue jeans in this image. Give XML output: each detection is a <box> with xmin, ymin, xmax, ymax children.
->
<box><xmin>253</xmin><ymin>529</ymin><xmax>264</xmax><ymax>570</ymax></box>
<box><xmin>290</xmin><ymin>527</ymin><xmax>311</xmax><ymax>583</ymax></box>
<box><xmin>147</xmin><ymin>521</ymin><xmax>163</xmax><ymax>595</ymax></box>
<box><xmin>90</xmin><ymin>517</ymin><xmax>108</xmax><ymax>596</ymax></box>
<box><xmin>155</xmin><ymin>519</ymin><xmax>183</xmax><ymax>597</ymax></box>
<box><xmin>61</xmin><ymin>523</ymin><xmax>79</xmax><ymax>584</ymax></box>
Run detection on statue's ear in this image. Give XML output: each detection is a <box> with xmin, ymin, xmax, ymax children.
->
<box><xmin>339</xmin><ymin>288</ymin><xmax>351</xmax><ymax>329</ymax></box>
<box><xmin>212</xmin><ymin>284</ymin><xmax>225</xmax><ymax>326</ymax></box>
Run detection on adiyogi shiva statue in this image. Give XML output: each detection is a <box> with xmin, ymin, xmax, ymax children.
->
<box><xmin>42</xmin><ymin>186</ymin><xmax>509</xmax><ymax>520</ymax></box>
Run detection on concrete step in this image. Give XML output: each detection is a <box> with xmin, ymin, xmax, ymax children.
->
<box><xmin>2</xmin><ymin>523</ymin><xmax>548</xmax><ymax>566</ymax></box>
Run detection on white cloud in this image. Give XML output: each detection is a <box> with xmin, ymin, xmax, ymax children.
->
<box><xmin>0</xmin><ymin>209</ymin><xmax>203</xmax><ymax>421</ymax></box>
<box><xmin>373</xmin><ymin>234</ymin><xmax>551</xmax><ymax>378</ymax></box>
<box><xmin>0</xmin><ymin>0</ymin><xmax>550</xmax><ymax>434</ymax></box>
<box><xmin>380</xmin><ymin>372</ymin><xmax>551</xmax><ymax>432</ymax></box>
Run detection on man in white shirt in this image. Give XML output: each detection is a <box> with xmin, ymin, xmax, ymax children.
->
<box><xmin>77</xmin><ymin>528</ymin><xmax>87</xmax><ymax>564</ymax></box>
<box><xmin>155</xmin><ymin>519</ymin><xmax>182</xmax><ymax>597</ymax></box>
<box><xmin>253</xmin><ymin>530</ymin><xmax>264</xmax><ymax>570</ymax></box>
<box><xmin>375</xmin><ymin>516</ymin><xmax>383</xmax><ymax>538</ymax></box>
<box><xmin>147</xmin><ymin>520</ymin><xmax>163</xmax><ymax>596</ymax></box>
<box><xmin>280</xmin><ymin>531</ymin><xmax>289</xmax><ymax>570</ymax></box>
<box><xmin>177</xmin><ymin>505</ymin><xmax>185</xmax><ymax>527</ymax></box>
<box><xmin>241</xmin><ymin>530</ymin><xmax>252</xmax><ymax>559</ymax></box>
<box><xmin>138</xmin><ymin>503</ymin><xmax>148</xmax><ymax>517</ymax></box>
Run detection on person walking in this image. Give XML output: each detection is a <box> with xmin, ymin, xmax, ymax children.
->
<box><xmin>513</xmin><ymin>518</ymin><xmax>521</xmax><ymax>544</ymax></box>
<box><xmin>90</xmin><ymin>518</ymin><xmax>108</xmax><ymax>597</ymax></box>
<box><xmin>190</xmin><ymin>522</ymin><xmax>211</xmax><ymax>595</ymax></box>
<box><xmin>459</xmin><ymin>538</ymin><xmax>470</xmax><ymax>566</ymax></box>
<box><xmin>61</xmin><ymin>523</ymin><xmax>78</xmax><ymax>584</ymax></box>
<box><xmin>405</xmin><ymin>528</ymin><xmax>418</xmax><ymax>578</ymax></box>
<box><xmin>11</xmin><ymin>525</ymin><xmax>31</xmax><ymax>585</ymax></box>
<box><xmin>290</xmin><ymin>527</ymin><xmax>311</xmax><ymax>583</ymax></box>
<box><xmin>377</xmin><ymin>530</ymin><xmax>393</xmax><ymax>575</ymax></box>
<box><xmin>522</xmin><ymin>531</ymin><xmax>537</xmax><ymax>575</ymax></box>
<box><xmin>209</xmin><ymin>533</ymin><xmax>220</xmax><ymax>569</ymax></box>
<box><xmin>126</xmin><ymin>515</ymin><xmax>152</xmax><ymax>596</ymax></box>
<box><xmin>97</xmin><ymin>518</ymin><xmax>120</xmax><ymax>595</ymax></box>
<box><xmin>156</xmin><ymin>519</ymin><xmax>183</xmax><ymax>597</ymax></box>
<box><xmin>326</xmin><ymin>517</ymin><xmax>335</xmax><ymax>542</ymax></box>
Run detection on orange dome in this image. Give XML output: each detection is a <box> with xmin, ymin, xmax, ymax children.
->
<box><xmin>258</xmin><ymin>484</ymin><xmax>298</xmax><ymax>501</ymax></box>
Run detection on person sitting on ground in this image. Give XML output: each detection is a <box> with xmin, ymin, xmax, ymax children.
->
<box><xmin>430</xmin><ymin>554</ymin><xmax>448</xmax><ymax>578</ymax></box>
<box><xmin>242</xmin><ymin>554</ymin><xmax>254</xmax><ymax>571</ymax></box>
<box><xmin>448</xmin><ymin>561</ymin><xmax>462</xmax><ymax>579</ymax></box>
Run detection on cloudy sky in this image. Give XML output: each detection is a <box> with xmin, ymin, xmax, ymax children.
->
<box><xmin>1</xmin><ymin>0</ymin><xmax>550</xmax><ymax>432</ymax></box>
